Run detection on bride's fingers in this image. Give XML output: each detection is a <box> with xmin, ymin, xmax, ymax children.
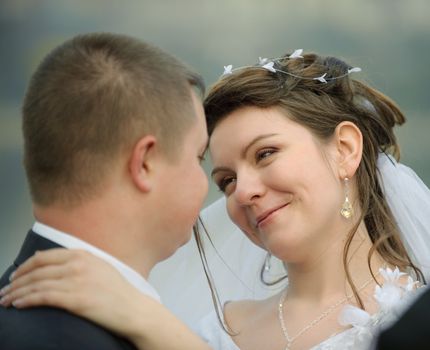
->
<box><xmin>9</xmin><ymin>289</ymin><xmax>74</xmax><ymax>310</ymax></box>
<box><xmin>4</xmin><ymin>264</ymin><xmax>70</xmax><ymax>295</ymax></box>
<box><xmin>0</xmin><ymin>280</ymin><xmax>71</xmax><ymax>308</ymax></box>
<box><xmin>11</xmin><ymin>249</ymin><xmax>88</xmax><ymax>281</ymax></box>
<box><xmin>0</xmin><ymin>254</ymin><xmax>92</xmax><ymax>303</ymax></box>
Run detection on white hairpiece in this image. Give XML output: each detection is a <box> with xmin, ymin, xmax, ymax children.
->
<box><xmin>222</xmin><ymin>49</ymin><xmax>362</xmax><ymax>84</ymax></box>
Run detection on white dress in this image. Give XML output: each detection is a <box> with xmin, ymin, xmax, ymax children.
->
<box><xmin>197</xmin><ymin>267</ymin><xmax>424</xmax><ymax>350</ymax></box>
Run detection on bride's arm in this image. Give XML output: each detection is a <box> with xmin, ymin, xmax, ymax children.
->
<box><xmin>0</xmin><ymin>249</ymin><xmax>211</xmax><ymax>350</ymax></box>
<box><xmin>125</xmin><ymin>296</ymin><xmax>212</xmax><ymax>350</ymax></box>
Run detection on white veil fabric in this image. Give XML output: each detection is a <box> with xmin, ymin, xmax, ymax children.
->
<box><xmin>149</xmin><ymin>153</ymin><xmax>430</xmax><ymax>328</ymax></box>
<box><xmin>377</xmin><ymin>152</ymin><xmax>430</xmax><ymax>278</ymax></box>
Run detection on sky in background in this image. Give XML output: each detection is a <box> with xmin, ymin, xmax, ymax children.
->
<box><xmin>1</xmin><ymin>0</ymin><xmax>429</xmax><ymax>271</ymax></box>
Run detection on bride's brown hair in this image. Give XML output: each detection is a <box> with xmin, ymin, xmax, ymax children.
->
<box><xmin>199</xmin><ymin>52</ymin><xmax>424</xmax><ymax>317</ymax></box>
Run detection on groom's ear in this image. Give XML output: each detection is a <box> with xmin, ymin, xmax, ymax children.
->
<box><xmin>129</xmin><ymin>135</ymin><xmax>158</xmax><ymax>193</ymax></box>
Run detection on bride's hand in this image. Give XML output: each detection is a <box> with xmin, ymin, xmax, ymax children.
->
<box><xmin>0</xmin><ymin>249</ymin><xmax>211</xmax><ymax>350</ymax></box>
<box><xmin>0</xmin><ymin>249</ymin><xmax>143</xmax><ymax>329</ymax></box>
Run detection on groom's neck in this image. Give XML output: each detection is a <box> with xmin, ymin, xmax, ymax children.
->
<box><xmin>33</xmin><ymin>201</ymin><xmax>159</xmax><ymax>279</ymax></box>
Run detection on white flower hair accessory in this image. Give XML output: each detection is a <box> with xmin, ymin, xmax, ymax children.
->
<box><xmin>221</xmin><ymin>49</ymin><xmax>362</xmax><ymax>84</ymax></box>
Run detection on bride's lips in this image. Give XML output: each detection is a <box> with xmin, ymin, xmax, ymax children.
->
<box><xmin>255</xmin><ymin>203</ymin><xmax>289</xmax><ymax>228</ymax></box>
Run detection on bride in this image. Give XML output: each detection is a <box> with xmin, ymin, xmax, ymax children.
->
<box><xmin>2</xmin><ymin>51</ymin><xmax>430</xmax><ymax>350</ymax></box>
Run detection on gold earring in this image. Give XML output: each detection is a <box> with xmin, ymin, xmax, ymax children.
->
<box><xmin>340</xmin><ymin>177</ymin><xmax>353</xmax><ymax>219</ymax></box>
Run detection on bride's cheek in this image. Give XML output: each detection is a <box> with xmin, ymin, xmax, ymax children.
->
<box><xmin>226</xmin><ymin>203</ymin><xmax>241</xmax><ymax>226</ymax></box>
<box><xmin>241</xmin><ymin>226</ymin><xmax>265</xmax><ymax>249</ymax></box>
<box><xmin>233</xmin><ymin>214</ymin><xmax>255</xmax><ymax>239</ymax></box>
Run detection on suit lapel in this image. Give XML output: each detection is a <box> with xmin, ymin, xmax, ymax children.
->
<box><xmin>0</xmin><ymin>231</ymin><xmax>62</xmax><ymax>288</ymax></box>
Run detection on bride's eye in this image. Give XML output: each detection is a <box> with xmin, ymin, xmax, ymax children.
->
<box><xmin>217</xmin><ymin>176</ymin><xmax>236</xmax><ymax>193</ymax></box>
<box><xmin>255</xmin><ymin>148</ymin><xmax>276</xmax><ymax>162</ymax></box>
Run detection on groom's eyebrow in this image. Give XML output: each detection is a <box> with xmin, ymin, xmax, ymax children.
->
<box><xmin>211</xmin><ymin>133</ymin><xmax>278</xmax><ymax>178</ymax></box>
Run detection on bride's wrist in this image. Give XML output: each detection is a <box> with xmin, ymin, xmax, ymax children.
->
<box><xmin>122</xmin><ymin>294</ymin><xmax>169</xmax><ymax>345</ymax></box>
<box><xmin>126</xmin><ymin>295</ymin><xmax>211</xmax><ymax>350</ymax></box>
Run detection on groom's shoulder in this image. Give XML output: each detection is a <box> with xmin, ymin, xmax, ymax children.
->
<box><xmin>0</xmin><ymin>304</ymin><xmax>137</xmax><ymax>350</ymax></box>
<box><xmin>375</xmin><ymin>286</ymin><xmax>430</xmax><ymax>349</ymax></box>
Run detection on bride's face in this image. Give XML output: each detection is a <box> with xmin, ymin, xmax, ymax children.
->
<box><xmin>209</xmin><ymin>106</ymin><xmax>345</xmax><ymax>262</ymax></box>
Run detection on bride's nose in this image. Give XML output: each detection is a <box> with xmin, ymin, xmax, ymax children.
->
<box><xmin>233</xmin><ymin>169</ymin><xmax>266</xmax><ymax>206</ymax></box>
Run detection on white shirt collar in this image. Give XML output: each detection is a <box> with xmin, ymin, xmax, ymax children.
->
<box><xmin>32</xmin><ymin>221</ymin><xmax>161</xmax><ymax>303</ymax></box>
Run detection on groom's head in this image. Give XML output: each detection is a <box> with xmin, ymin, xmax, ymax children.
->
<box><xmin>22</xmin><ymin>33</ymin><xmax>209</xmax><ymax>267</ymax></box>
<box><xmin>23</xmin><ymin>32</ymin><xmax>205</xmax><ymax>207</ymax></box>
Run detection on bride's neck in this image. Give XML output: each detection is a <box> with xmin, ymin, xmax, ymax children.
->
<box><xmin>285</xmin><ymin>224</ymin><xmax>384</xmax><ymax>303</ymax></box>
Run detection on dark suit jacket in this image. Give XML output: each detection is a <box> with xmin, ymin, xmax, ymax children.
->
<box><xmin>0</xmin><ymin>230</ymin><xmax>138</xmax><ymax>350</ymax></box>
<box><xmin>375</xmin><ymin>286</ymin><xmax>430</xmax><ymax>350</ymax></box>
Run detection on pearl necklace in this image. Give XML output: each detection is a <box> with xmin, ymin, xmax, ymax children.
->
<box><xmin>278</xmin><ymin>276</ymin><xmax>376</xmax><ymax>350</ymax></box>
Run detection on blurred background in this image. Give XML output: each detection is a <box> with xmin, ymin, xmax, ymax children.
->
<box><xmin>1</xmin><ymin>0</ymin><xmax>429</xmax><ymax>273</ymax></box>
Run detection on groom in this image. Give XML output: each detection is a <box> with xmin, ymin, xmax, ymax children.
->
<box><xmin>0</xmin><ymin>33</ymin><xmax>208</xmax><ymax>349</ymax></box>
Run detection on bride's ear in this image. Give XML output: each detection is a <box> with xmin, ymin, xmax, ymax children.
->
<box><xmin>333</xmin><ymin>121</ymin><xmax>363</xmax><ymax>179</ymax></box>
<box><xmin>129</xmin><ymin>135</ymin><xmax>158</xmax><ymax>192</ymax></box>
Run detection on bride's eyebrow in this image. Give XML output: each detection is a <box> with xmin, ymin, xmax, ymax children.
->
<box><xmin>241</xmin><ymin>133</ymin><xmax>278</xmax><ymax>158</ymax></box>
<box><xmin>211</xmin><ymin>133</ymin><xmax>278</xmax><ymax>178</ymax></box>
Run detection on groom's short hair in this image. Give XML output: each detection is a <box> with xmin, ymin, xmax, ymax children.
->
<box><xmin>22</xmin><ymin>32</ymin><xmax>204</xmax><ymax>207</ymax></box>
